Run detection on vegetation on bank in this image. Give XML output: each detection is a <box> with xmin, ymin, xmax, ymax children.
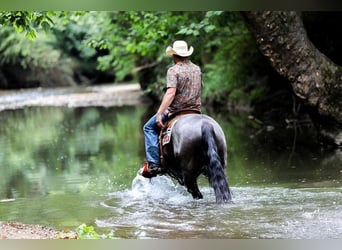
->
<box><xmin>0</xmin><ymin>11</ymin><xmax>272</xmax><ymax>108</ymax></box>
<box><xmin>0</xmin><ymin>11</ymin><xmax>341</xmax><ymax>144</ymax></box>
<box><xmin>58</xmin><ymin>224</ymin><xmax>114</xmax><ymax>239</ymax></box>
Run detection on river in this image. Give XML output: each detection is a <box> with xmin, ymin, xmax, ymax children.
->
<box><xmin>0</xmin><ymin>86</ymin><xmax>341</xmax><ymax>239</ymax></box>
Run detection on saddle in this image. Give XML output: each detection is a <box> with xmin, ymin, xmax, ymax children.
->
<box><xmin>160</xmin><ymin>116</ymin><xmax>178</xmax><ymax>146</ymax></box>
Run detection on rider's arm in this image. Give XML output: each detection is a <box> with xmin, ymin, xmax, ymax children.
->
<box><xmin>156</xmin><ymin>87</ymin><xmax>176</xmax><ymax>127</ymax></box>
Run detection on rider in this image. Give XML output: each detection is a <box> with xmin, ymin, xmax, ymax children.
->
<box><xmin>141</xmin><ymin>40</ymin><xmax>203</xmax><ymax>178</ymax></box>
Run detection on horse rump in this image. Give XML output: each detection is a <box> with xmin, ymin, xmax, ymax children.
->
<box><xmin>201</xmin><ymin>120</ymin><xmax>232</xmax><ymax>204</ymax></box>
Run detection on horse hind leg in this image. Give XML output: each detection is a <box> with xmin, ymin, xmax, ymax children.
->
<box><xmin>187</xmin><ymin>183</ymin><xmax>203</xmax><ymax>200</ymax></box>
<box><xmin>183</xmin><ymin>174</ymin><xmax>203</xmax><ymax>200</ymax></box>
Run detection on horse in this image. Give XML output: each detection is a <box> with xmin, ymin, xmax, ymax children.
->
<box><xmin>161</xmin><ymin>113</ymin><xmax>233</xmax><ymax>204</ymax></box>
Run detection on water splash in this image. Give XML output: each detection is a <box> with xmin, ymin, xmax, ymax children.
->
<box><xmin>96</xmin><ymin>174</ymin><xmax>204</xmax><ymax>238</ymax></box>
<box><xmin>131</xmin><ymin>175</ymin><xmax>177</xmax><ymax>198</ymax></box>
<box><xmin>110</xmin><ymin>174</ymin><xmax>196</xmax><ymax>206</ymax></box>
<box><xmin>96</xmin><ymin>181</ymin><xmax>342</xmax><ymax>239</ymax></box>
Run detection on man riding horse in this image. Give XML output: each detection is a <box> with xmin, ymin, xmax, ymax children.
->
<box><xmin>142</xmin><ymin>40</ymin><xmax>203</xmax><ymax>178</ymax></box>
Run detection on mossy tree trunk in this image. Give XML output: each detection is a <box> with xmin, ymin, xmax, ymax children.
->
<box><xmin>243</xmin><ymin>11</ymin><xmax>342</xmax><ymax>146</ymax></box>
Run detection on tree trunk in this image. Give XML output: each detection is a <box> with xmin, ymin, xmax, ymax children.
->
<box><xmin>242</xmin><ymin>11</ymin><xmax>342</xmax><ymax>146</ymax></box>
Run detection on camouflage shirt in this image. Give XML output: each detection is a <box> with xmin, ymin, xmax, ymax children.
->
<box><xmin>166</xmin><ymin>60</ymin><xmax>202</xmax><ymax>117</ymax></box>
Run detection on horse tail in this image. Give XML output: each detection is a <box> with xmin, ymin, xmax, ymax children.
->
<box><xmin>201</xmin><ymin>121</ymin><xmax>232</xmax><ymax>204</ymax></box>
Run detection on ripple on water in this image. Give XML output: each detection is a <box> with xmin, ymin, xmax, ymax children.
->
<box><xmin>96</xmin><ymin>175</ymin><xmax>342</xmax><ymax>239</ymax></box>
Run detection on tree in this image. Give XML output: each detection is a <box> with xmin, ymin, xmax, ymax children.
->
<box><xmin>242</xmin><ymin>11</ymin><xmax>342</xmax><ymax>146</ymax></box>
<box><xmin>0</xmin><ymin>11</ymin><xmax>55</xmax><ymax>39</ymax></box>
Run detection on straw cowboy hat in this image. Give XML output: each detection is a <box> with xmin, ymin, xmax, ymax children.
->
<box><xmin>165</xmin><ymin>40</ymin><xmax>194</xmax><ymax>57</ymax></box>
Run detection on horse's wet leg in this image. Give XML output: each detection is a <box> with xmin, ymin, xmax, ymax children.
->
<box><xmin>193</xmin><ymin>185</ymin><xmax>203</xmax><ymax>200</ymax></box>
<box><xmin>187</xmin><ymin>185</ymin><xmax>203</xmax><ymax>200</ymax></box>
<box><xmin>184</xmin><ymin>175</ymin><xmax>203</xmax><ymax>199</ymax></box>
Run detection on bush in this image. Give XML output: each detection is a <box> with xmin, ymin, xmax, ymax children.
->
<box><xmin>58</xmin><ymin>224</ymin><xmax>114</xmax><ymax>239</ymax></box>
<box><xmin>0</xmin><ymin>27</ymin><xmax>77</xmax><ymax>88</ymax></box>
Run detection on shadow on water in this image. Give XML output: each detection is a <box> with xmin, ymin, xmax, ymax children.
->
<box><xmin>0</xmin><ymin>104</ymin><xmax>341</xmax><ymax>238</ymax></box>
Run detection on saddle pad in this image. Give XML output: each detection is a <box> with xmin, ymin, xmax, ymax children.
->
<box><xmin>161</xmin><ymin>119</ymin><xmax>179</xmax><ymax>146</ymax></box>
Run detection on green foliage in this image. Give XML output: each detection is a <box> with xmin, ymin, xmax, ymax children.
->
<box><xmin>57</xmin><ymin>224</ymin><xmax>114</xmax><ymax>239</ymax></box>
<box><xmin>0</xmin><ymin>12</ymin><xmax>81</xmax><ymax>88</ymax></box>
<box><xmin>141</xmin><ymin>11</ymin><xmax>269</xmax><ymax>107</ymax></box>
<box><xmin>86</xmin><ymin>11</ymin><xmax>192</xmax><ymax>81</ymax></box>
<box><xmin>51</xmin><ymin>12</ymin><xmax>98</xmax><ymax>61</ymax></box>
<box><xmin>0</xmin><ymin>25</ymin><xmax>77</xmax><ymax>88</ymax></box>
<box><xmin>177</xmin><ymin>11</ymin><xmax>268</xmax><ymax>106</ymax></box>
<box><xmin>0</xmin><ymin>27</ymin><xmax>61</xmax><ymax>70</ymax></box>
<box><xmin>0</xmin><ymin>11</ymin><xmax>55</xmax><ymax>39</ymax></box>
<box><xmin>75</xmin><ymin>224</ymin><xmax>114</xmax><ymax>239</ymax></box>
<box><xmin>203</xmin><ymin>30</ymin><xmax>260</xmax><ymax>104</ymax></box>
<box><xmin>0</xmin><ymin>11</ymin><xmax>271</xmax><ymax>107</ymax></box>
<box><xmin>46</xmin><ymin>11</ymin><xmax>103</xmax><ymax>79</ymax></box>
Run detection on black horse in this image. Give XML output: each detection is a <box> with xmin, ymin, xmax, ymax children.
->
<box><xmin>161</xmin><ymin>114</ymin><xmax>232</xmax><ymax>204</ymax></box>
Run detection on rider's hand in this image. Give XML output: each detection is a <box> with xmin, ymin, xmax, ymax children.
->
<box><xmin>156</xmin><ymin>113</ymin><xmax>164</xmax><ymax>128</ymax></box>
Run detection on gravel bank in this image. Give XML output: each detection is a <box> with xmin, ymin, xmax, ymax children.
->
<box><xmin>0</xmin><ymin>221</ymin><xmax>59</xmax><ymax>239</ymax></box>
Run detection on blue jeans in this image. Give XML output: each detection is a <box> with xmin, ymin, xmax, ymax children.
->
<box><xmin>143</xmin><ymin>113</ymin><xmax>168</xmax><ymax>166</ymax></box>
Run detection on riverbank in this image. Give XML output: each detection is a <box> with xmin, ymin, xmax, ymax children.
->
<box><xmin>0</xmin><ymin>83</ymin><xmax>150</xmax><ymax>112</ymax></box>
<box><xmin>0</xmin><ymin>221</ymin><xmax>59</xmax><ymax>239</ymax></box>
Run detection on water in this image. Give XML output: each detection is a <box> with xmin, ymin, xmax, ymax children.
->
<box><xmin>0</xmin><ymin>104</ymin><xmax>341</xmax><ymax>239</ymax></box>
<box><xmin>98</xmin><ymin>175</ymin><xmax>342</xmax><ymax>239</ymax></box>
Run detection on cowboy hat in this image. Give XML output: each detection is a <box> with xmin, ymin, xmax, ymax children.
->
<box><xmin>165</xmin><ymin>40</ymin><xmax>194</xmax><ymax>57</ymax></box>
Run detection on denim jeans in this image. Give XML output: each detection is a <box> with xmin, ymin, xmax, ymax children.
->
<box><xmin>143</xmin><ymin>113</ymin><xmax>168</xmax><ymax>166</ymax></box>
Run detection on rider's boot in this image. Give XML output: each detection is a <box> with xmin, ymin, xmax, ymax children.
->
<box><xmin>141</xmin><ymin>161</ymin><xmax>163</xmax><ymax>178</ymax></box>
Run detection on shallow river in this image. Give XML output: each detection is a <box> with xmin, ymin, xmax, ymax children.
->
<box><xmin>0</xmin><ymin>104</ymin><xmax>341</xmax><ymax>239</ymax></box>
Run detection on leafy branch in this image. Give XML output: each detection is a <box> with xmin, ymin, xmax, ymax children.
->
<box><xmin>0</xmin><ymin>11</ymin><xmax>55</xmax><ymax>39</ymax></box>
